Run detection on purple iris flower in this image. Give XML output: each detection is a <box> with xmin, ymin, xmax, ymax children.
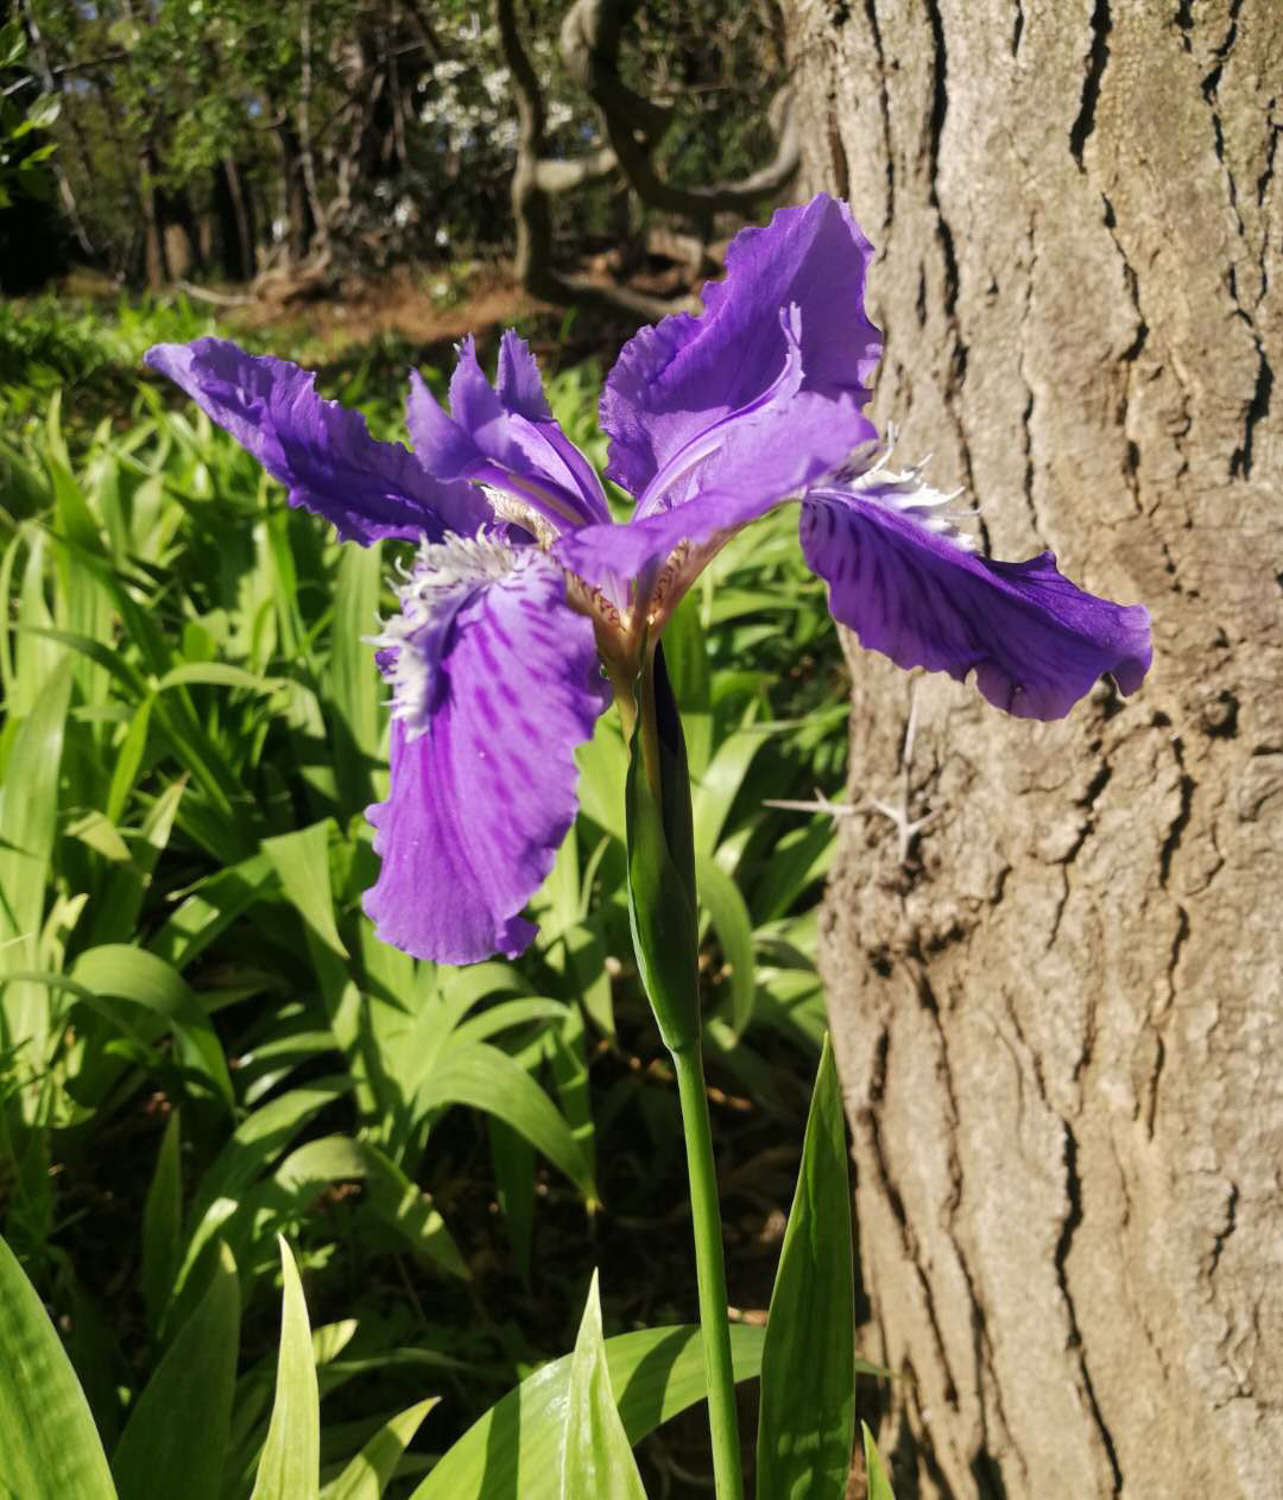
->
<box><xmin>146</xmin><ymin>194</ymin><xmax>1151</xmax><ymax>966</ymax></box>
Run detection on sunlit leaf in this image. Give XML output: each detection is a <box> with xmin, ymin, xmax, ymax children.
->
<box><xmin>250</xmin><ymin>1238</ymin><xmax>320</xmax><ymax>1500</ymax></box>
<box><xmin>411</xmin><ymin>1323</ymin><xmax>765</xmax><ymax>1500</ymax></box>
<box><xmin>560</xmin><ymin>1273</ymin><xmax>647</xmax><ymax>1500</ymax></box>
<box><xmin>0</xmin><ymin>1232</ymin><xmax>117</xmax><ymax>1500</ymax></box>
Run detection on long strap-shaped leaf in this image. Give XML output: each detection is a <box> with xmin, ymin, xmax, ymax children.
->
<box><xmin>862</xmin><ymin>1423</ymin><xmax>897</xmax><ymax>1500</ymax></box>
<box><xmin>0</xmin><ymin>1233</ymin><xmax>117</xmax><ymax>1500</ymax></box>
<box><xmin>560</xmin><ymin>1274</ymin><xmax>647</xmax><ymax>1500</ymax></box>
<box><xmin>111</xmin><ymin>1243</ymin><xmax>240</xmax><ymax>1500</ymax></box>
<box><xmin>756</xmin><ymin>1034</ymin><xmax>855</xmax><ymax>1500</ymax></box>
<box><xmin>250</xmin><ymin>1238</ymin><xmax>320</xmax><ymax>1500</ymax></box>
<box><xmin>412</xmin><ymin>1322</ymin><xmax>765</xmax><ymax>1500</ymax></box>
<box><xmin>320</xmin><ymin>1397</ymin><xmax>438</xmax><ymax>1500</ymax></box>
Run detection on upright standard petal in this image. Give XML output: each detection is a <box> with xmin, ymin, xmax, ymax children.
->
<box><xmin>406</xmin><ymin>336</ymin><xmax>610</xmax><ymax>530</ymax></box>
<box><xmin>800</xmin><ymin>471</ymin><xmax>1152</xmax><ymax>720</ymax></box>
<box><xmin>364</xmin><ymin>536</ymin><xmax>609</xmax><ymax>963</ymax></box>
<box><xmin>145</xmin><ymin>338</ymin><xmax>483</xmax><ymax>544</ymax></box>
<box><xmin>600</xmin><ymin>194</ymin><xmax>882</xmax><ymax>500</ymax></box>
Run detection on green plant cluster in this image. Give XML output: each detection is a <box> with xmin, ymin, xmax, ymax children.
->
<box><xmin>0</xmin><ymin>302</ymin><xmax>886</xmax><ymax>1496</ymax></box>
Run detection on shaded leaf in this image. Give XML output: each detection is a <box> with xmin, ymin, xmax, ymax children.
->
<box><xmin>112</xmin><ymin>1244</ymin><xmax>239</xmax><ymax>1500</ymax></box>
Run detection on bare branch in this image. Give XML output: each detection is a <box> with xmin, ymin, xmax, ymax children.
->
<box><xmin>495</xmin><ymin>0</ymin><xmax>689</xmax><ymax>320</ymax></box>
<box><xmin>560</xmin><ymin>0</ymin><xmax>799</xmax><ymax>217</ymax></box>
<box><xmin>533</xmin><ymin>146</ymin><xmax>619</xmax><ymax>194</ymax></box>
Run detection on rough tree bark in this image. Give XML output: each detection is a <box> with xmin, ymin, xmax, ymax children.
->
<box><xmin>782</xmin><ymin>1</ymin><xmax>1281</xmax><ymax>1496</ymax></box>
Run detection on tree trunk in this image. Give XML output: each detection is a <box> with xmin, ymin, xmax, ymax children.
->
<box><xmin>214</xmin><ymin>157</ymin><xmax>256</xmax><ymax>282</ymax></box>
<box><xmin>139</xmin><ymin>143</ymin><xmax>168</xmax><ymax>289</ymax></box>
<box><xmin>783</xmin><ymin>1</ymin><xmax>1281</xmax><ymax>1496</ymax></box>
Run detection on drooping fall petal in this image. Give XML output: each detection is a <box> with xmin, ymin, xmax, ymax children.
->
<box><xmin>364</xmin><ymin>539</ymin><xmax>608</xmax><ymax>963</ymax></box>
<box><xmin>145</xmin><ymin>338</ymin><xmax>485</xmax><ymax>544</ymax></box>
<box><xmin>800</xmin><ymin>480</ymin><xmax>1152</xmax><ymax>719</ymax></box>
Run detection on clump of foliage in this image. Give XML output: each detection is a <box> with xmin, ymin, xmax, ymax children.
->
<box><xmin>0</xmin><ymin>300</ymin><xmax>858</xmax><ymax>1496</ymax></box>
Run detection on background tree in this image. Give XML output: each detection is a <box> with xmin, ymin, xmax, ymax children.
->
<box><xmin>12</xmin><ymin>0</ymin><xmax>796</xmax><ymax>295</ymax></box>
<box><xmin>782</xmin><ymin>0</ymin><xmax>1281</xmax><ymax>1494</ymax></box>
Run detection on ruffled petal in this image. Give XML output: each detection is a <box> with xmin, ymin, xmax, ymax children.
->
<box><xmin>800</xmin><ymin>482</ymin><xmax>1153</xmax><ymax>720</ymax></box>
<box><xmin>145</xmin><ymin>339</ymin><xmax>483</xmax><ymax>544</ymax></box>
<box><xmin>496</xmin><ymin>328</ymin><xmax>553</xmax><ymax>421</ymax></box>
<box><xmin>600</xmin><ymin>194</ymin><xmax>881</xmax><ymax>499</ymax></box>
<box><xmin>406</xmin><ymin>337</ymin><xmax>610</xmax><ymax>530</ymax></box>
<box><xmin>363</xmin><ymin>539</ymin><xmax>608</xmax><ymax>963</ymax></box>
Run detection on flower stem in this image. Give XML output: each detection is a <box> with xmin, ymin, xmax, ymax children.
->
<box><xmin>671</xmin><ymin>1038</ymin><xmax>744</xmax><ymax>1500</ymax></box>
<box><xmin>624</xmin><ymin>642</ymin><xmax>742</xmax><ymax>1493</ymax></box>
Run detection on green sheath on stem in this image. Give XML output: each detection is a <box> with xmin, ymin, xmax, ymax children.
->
<box><xmin>623</xmin><ymin>644</ymin><xmax>744</xmax><ymax>1500</ymax></box>
<box><xmin>623</xmin><ymin>645</ymin><xmax>700</xmax><ymax>1054</ymax></box>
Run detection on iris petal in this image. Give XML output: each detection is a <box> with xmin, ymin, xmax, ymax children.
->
<box><xmin>600</xmin><ymin>194</ymin><xmax>881</xmax><ymax>499</ymax></box>
<box><xmin>406</xmin><ymin>336</ymin><xmax>610</xmax><ymax>529</ymax></box>
<box><xmin>800</xmin><ymin>485</ymin><xmax>1153</xmax><ymax>720</ymax></box>
<box><xmin>145</xmin><ymin>339</ymin><xmax>484</xmax><ymax>544</ymax></box>
<box><xmin>556</xmin><ymin>392</ymin><xmax>875</xmax><ymax>612</ymax></box>
<box><xmin>363</xmin><ymin>546</ymin><xmax>609</xmax><ymax>963</ymax></box>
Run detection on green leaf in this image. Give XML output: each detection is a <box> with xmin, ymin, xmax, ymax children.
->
<box><xmin>112</xmin><ymin>1244</ymin><xmax>239</xmax><ymax>1500</ymax></box>
<box><xmin>694</xmin><ymin>854</ymin><xmax>756</xmax><ymax>1039</ymax></box>
<box><xmin>0</xmin><ymin>1232</ymin><xmax>117</xmax><ymax>1500</ymax></box>
<box><xmin>155</xmin><ymin>662</ymin><xmax>281</xmax><ymax>694</ymax></box>
<box><xmin>560</xmin><ymin>1272</ymin><xmax>647</xmax><ymax>1500</ymax></box>
<box><xmin>662</xmin><ymin>593</ymin><xmax>713</xmax><ymax>778</ymax></box>
<box><xmin>140</xmin><ymin>1109</ymin><xmax>183</xmax><ymax>1332</ymax></box>
<box><xmin>692</xmin><ymin>727</ymin><xmax>768</xmax><ymax>857</ymax></box>
<box><xmin>862</xmin><ymin>1425</ymin><xmax>895</xmax><ymax>1500</ymax></box>
<box><xmin>574</xmin><ymin>716</ymin><xmax>628</xmax><ymax>842</ymax></box>
<box><xmin>70</xmin><ymin>945</ymin><xmax>234</xmax><ymax>1111</ymax></box>
<box><xmin>756</xmin><ymin>1034</ymin><xmax>855</xmax><ymax>1500</ymax></box>
<box><xmin>411</xmin><ymin>1322</ymin><xmax>765</xmax><ymax>1500</ymax></box>
<box><xmin>0</xmin><ymin>655</ymin><xmax>72</xmax><ymax>1091</ymax></box>
<box><xmin>262</xmin><ymin>823</ymin><xmax>348</xmax><ymax>959</ymax></box>
<box><xmin>268</xmin><ymin>1135</ymin><xmax>466</xmax><ymax>1280</ymax></box>
<box><xmin>176</xmin><ymin>1079</ymin><xmax>352</xmax><ymax>1301</ymax></box>
<box><xmin>423</xmin><ymin>1042</ymin><xmax>596</xmax><ymax>1203</ymax></box>
<box><xmin>328</xmin><ymin>541</ymin><xmax>383</xmax><ymax>809</ymax></box>
<box><xmin>250</xmin><ymin>1238</ymin><xmax>320</xmax><ymax>1500</ymax></box>
<box><xmin>320</xmin><ymin>1397</ymin><xmax>438</xmax><ymax>1500</ymax></box>
<box><xmin>488</xmin><ymin>1118</ymin><xmax>534</xmax><ymax>1282</ymax></box>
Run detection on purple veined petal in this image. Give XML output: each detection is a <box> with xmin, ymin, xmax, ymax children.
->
<box><xmin>600</xmin><ymin>193</ymin><xmax>882</xmax><ymax>499</ymax></box>
<box><xmin>145</xmin><ymin>338</ymin><xmax>485</xmax><ymax>544</ymax></box>
<box><xmin>496</xmin><ymin>328</ymin><xmax>553</xmax><ymax>421</ymax></box>
<box><xmin>406</xmin><ymin>338</ymin><xmax>611</xmax><ymax>530</ymax></box>
<box><xmin>363</xmin><ymin>537</ymin><xmax>609</xmax><ymax>964</ymax></box>
<box><xmin>799</xmin><ymin>481</ymin><xmax>1153</xmax><ymax>720</ymax></box>
<box><xmin>632</xmin><ymin>305</ymin><xmax>808</xmax><ymax>518</ymax></box>
<box><xmin>555</xmin><ymin>392</ymin><xmax>877</xmax><ymax>617</ymax></box>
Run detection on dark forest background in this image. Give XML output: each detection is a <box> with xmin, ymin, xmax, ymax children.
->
<box><xmin>1</xmin><ymin>0</ymin><xmax>795</xmax><ymax>302</ymax></box>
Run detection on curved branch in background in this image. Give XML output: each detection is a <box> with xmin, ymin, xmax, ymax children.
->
<box><xmin>495</xmin><ymin>0</ymin><xmax>686</xmax><ymax>321</ymax></box>
<box><xmin>559</xmin><ymin>0</ymin><xmax>799</xmax><ymax>218</ymax></box>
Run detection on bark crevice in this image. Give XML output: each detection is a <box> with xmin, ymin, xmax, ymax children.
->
<box><xmin>1069</xmin><ymin>0</ymin><xmax>1113</xmax><ymax>171</ymax></box>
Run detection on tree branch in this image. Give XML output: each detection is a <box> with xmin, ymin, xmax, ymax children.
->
<box><xmin>560</xmin><ymin>0</ymin><xmax>799</xmax><ymax>217</ymax></box>
<box><xmin>495</xmin><ymin>0</ymin><xmax>688</xmax><ymax>320</ymax></box>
